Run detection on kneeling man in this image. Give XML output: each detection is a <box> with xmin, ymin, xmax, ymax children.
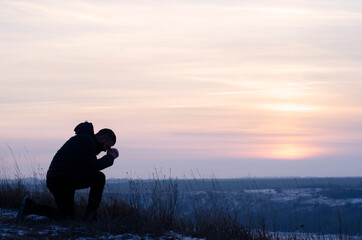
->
<box><xmin>17</xmin><ymin>121</ymin><xmax>119</xmax><ymax>220</ymax></box>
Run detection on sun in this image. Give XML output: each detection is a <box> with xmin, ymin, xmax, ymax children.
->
<box><xmin>269</xmin><ymin>144</ymin><xmax>312</xmax><ymax>160</ymax></box>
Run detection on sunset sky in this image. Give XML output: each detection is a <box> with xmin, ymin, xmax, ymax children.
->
<box><xmin>1</xmin><ymin>0</ymin><xmax>362</xmax><ymax>178</ymax></box>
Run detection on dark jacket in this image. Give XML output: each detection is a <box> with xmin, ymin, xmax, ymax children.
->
<box><xmin>47</xmin><ymin>122</ymin><xmax>115</xmax><ymax>178</ymax></box>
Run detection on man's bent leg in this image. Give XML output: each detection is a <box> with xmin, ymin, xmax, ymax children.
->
<box><xmin>49</xmin><ymin>187</ymin><xmax>75</xmax><ymax>219</ymax></box>
<box><xmin>86</xmin><ymin>172</ymin><xmax>106</xmax><ymax>216</ymax></box>
<box><xmin>48</xmin><ymin>171</ymin><xmax>106</xmax><ymax>219</ymax></box>
<box><xmin>69</xmin><ymin>171</ymin><xmax>106</xmax><ymax>219</ymax></box>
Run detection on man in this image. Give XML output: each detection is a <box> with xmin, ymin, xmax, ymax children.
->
<box><xmin>17</xmin><ymin>121</ymin><xmax>119</xmax><ymax>220</ymax></box>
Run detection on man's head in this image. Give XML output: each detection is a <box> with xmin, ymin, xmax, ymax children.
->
<box><xmin>95</xmin><ymin>128</ymin><xmax>116</xmax><ymax>152</ymax></box>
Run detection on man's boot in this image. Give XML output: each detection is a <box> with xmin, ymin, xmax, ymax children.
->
<box><xmin>16</xmin><ymin>196</ymin><xmax>36</xmax><ymax>221</ymax></box>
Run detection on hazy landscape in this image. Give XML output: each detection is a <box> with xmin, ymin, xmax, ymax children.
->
<box><xmin>2</xmin><ymin>176</ymin><xmax>360</xmax><ymax>239</ymax></box>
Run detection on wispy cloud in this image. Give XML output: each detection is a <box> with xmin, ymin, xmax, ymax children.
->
<box><xmin>221</xmin><ymin>7</ymin><xmax>362</xmax><ymax>19</ymax></box>
<box><xmin>1</xmin><ymin>1</ymin><xmax>106</xmax><ymax>24</ymax></box>
<box><xmin>259</xmin><ymin>104</ymin><xmax>321</xmax><ymax>112</ymax></box>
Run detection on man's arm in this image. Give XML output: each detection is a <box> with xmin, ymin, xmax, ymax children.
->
<box><xmin>78</xmin><ymin>135</ymin><xmax>117</xmax><ymax>171</ymax></box>
<box><xmin>89</xmin><ymin>148</ymin><xmax>119</xmax><ymax>170</ymax></box>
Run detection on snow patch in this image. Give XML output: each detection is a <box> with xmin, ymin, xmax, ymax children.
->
<box><xmin>244</xmin><ymin>189</ymin><xmax>277</xmax><ymax>194</ymax></box>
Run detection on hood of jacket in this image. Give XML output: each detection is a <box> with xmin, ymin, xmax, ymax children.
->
<box><xmin>74</xmin><ymin>121</ymin><xmax>103</xmax><ymax>154</ymax></box>
<box><xmin>74</xmin><ymin>122</ymin><xmax>95</xmax><ymax>136</ymax></box>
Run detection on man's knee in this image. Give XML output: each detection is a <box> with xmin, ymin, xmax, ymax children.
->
<box><xmin>96</xmin><ymin>172</ymin><xmax>106</xmax><ymax>186</ymax></box>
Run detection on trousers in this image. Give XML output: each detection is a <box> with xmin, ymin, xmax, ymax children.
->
<box><xmin>46</xmin><ymin>170</ymin><xmax>106</xmax><ymax>219</ymax></box>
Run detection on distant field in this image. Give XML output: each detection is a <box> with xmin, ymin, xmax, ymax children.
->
<box><xmin>104</xmin><ymin>177</ymin><xmax>362</xmax><ymax>191</ymax></box>
<box><xmin>104</xmin><ymin>177</ymin><xmax>362</xmax><ymax>236</ymax></box>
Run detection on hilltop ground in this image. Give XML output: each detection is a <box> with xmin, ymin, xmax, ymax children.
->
<box><xmin>0</xmin><ymin>208</ymin><xmax>202</xmax><ymax>240</ymax></box>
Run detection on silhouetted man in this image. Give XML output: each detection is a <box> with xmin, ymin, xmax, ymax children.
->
<box><xmin>17</xmin><ymin>121</ymin><xmax>119</xmax><ymax>220</ymax></box>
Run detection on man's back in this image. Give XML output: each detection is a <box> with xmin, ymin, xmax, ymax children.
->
<box><xmin>47</xmin><ymin>133</ymin><xmax>95</xmax><ymax>177</ymax></box>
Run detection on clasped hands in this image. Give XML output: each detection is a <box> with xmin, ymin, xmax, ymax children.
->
<box><xmin>107</xmin><ymin>148</ymin><xmax>119</xmax><ymax>159</ymax></box>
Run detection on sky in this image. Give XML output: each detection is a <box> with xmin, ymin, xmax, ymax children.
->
<box><xmin>1</xmin><ymin>0</ymin><xmax>362</xmax><ymax>179</ymax></box>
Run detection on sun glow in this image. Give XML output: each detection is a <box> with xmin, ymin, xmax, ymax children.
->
<box><xmin>268</xmin><ymin>144</ymin><xmax>315</xmax><ymax>160</ymax></box>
